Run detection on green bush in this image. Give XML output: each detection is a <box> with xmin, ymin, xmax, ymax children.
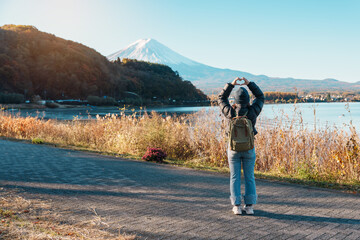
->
<box><xmin>0</xmin><ymin>93</ymin><xmax>25</xmax><ymax>104</ymax></box>
<box><xmin>31</xmin><ymin>95</ymin><xmax>41</xmax><ymax>103</ymax></box>
<box><xmin>32</xmin><ymin>138</ymin><xmax>44</xmax><ymax>144</ymax></box>
<box><xmin>124</xmin><ymin>97</ymin><xmax>142</xmax><ymax>106</ymax></box>
<box><xmin>87</xmin><ymin>96</ymin><xmax>117</xmax><ymax>106</ymax></box>
<box><xmin>45</xmin><ymin>101</ymin><xmax>60</xmax><ymax>108</ymax></box>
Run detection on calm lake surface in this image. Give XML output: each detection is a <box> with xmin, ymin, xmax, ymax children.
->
<box><xmin>5</xmin><ymin>102</ymin><xmax>360</xmax><ymax>129</ymax></box>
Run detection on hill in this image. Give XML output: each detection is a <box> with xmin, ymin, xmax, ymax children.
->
<box><xmin>0</xmin><ymin>25</ymin><xmax>207</xmax><ymax>103</ymax></box>
<box><xmin>108</xmin><ymin>38</ymin><xmax>360</xmax><ymax>94</ymax></box>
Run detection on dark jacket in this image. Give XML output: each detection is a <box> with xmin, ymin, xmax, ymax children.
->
<box><xmin>218</xmin><ymin>82</ymin><xmax>264</xmax><ymax>135</ymax></box>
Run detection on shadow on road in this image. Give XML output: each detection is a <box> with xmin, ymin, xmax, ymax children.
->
<box><xmin>254</xmin><ymin>209</ymin><xmax>360</xmax><ymax>225</ymax></box>
<box><xmin>3</xmin><ymin>183</ymin><xmax>360</xmax><ymax>226</ymax></box>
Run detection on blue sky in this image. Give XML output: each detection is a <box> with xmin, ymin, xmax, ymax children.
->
<box><xmin>0</xmin><ymin>0</ymin><xmax>359</xmax><ymax>82</ymax></box>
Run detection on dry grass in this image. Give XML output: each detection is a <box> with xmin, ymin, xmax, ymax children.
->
<box><xmin>255</xmin><ymin>105</ymin><xmax>359</xmax><ymax>188</ymax></box>
<box><xmin>0</xmin><ymin>106</ymin><xmax>359</xmax><ymax>189</ymax></box>
<box><xmin>0</xmin><ymin>188</ymin><xmax>136</xmax><ymax>240</ymax></box>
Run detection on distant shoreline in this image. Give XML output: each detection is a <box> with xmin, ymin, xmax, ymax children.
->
<box><xmin>2</xmin><ymin>100</ymin><xmax>360</xmax><ymax>110</ymax></box>
<box><xmin>0</xmin><ymin>103</ymin><xmax>211</xmax><ymax>110</ymax></box>
<box><xmin>0</xmin><ymin>103</ymin><xmax>85</xmax><ymax>110</ymax></box>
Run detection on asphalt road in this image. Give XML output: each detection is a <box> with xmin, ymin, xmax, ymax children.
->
<box><xmin>0</xmin><ymin>139</ymin><xmax>359</xmax><ymax>239</ymax></box>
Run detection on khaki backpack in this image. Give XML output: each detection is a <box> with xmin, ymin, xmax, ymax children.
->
<box><xmin>229</xmin><ymin>110</ymin><xmax>254</xmax><ymax>152</ymax></box>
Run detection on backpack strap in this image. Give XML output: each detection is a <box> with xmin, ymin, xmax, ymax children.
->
<box><xmin>242</xmin><ymin>110</ymin><xmax>248</xmax><ymax>117</ymax></box>
<box><xmin>234</xmin><ymin>109</ymin><xmax>248</xmax><ymax>119</ymax></box>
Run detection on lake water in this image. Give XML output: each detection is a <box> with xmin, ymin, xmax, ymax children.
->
<box><xmin>4</xmin><ymin>102</ymin><xmax>360</xmax><ymax>129</ymax></box>
<box><xmin>259</xmin><ymin>102</ymin><xmax>359</xmax><ymax>130</ymax></box>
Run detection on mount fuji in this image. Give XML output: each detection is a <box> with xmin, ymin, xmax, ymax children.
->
<box><xmin>108</xmin><ymin>38</ymin><xmax>199</xmax><ymax>66</ymax></box>
<box><xmin>108</xmin><ymin>39</ymin><xmax>360</xmax><ymax>94</ymax></box>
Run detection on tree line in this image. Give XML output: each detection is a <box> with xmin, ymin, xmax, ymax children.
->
<box><xmin>263</xmin><ymin>92</ymin><xmax>298</xmax><ymax>103</ymax></box>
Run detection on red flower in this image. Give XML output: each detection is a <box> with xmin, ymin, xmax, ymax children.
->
<box><xmin>142</xmin><ymin>147</ymin><xmax>167</xmax><ymax>163</ymax></box>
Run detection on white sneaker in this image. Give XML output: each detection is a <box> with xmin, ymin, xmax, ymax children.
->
<box><xmin>242</xmin><ymin>205</ymin><xmax>254</xmax><ymax>215</ymax></box>
<box><xmin>232</xmin><ymin>206</ymin><xmax>242</xmax><ymax>215</ymax></box>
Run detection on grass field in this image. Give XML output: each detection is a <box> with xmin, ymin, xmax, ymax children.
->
<box><xmin>0</xmin><ymin>106</ymin><xmax>359</xmax><ymax>193</ymax></box>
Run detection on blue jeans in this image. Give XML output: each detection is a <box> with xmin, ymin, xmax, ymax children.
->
<box><xmin>227</xmin><ymin>147</ymin><xmax>257</xmax><ymax>206</ymax></box>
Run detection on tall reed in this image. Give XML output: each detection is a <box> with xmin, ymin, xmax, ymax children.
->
<box><xmin>0</xmin><ymin>106</ymin><xmax>359</xmax><ymax>185</ymax></box>
<box><xmin>255</xmin><ymin>105</ymin><xmax>359</xmax><ymax>184</ymax></box>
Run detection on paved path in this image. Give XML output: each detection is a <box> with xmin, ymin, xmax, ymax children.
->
<box><xmin>0</xmin><ymin>139</ymin><xmax>359</xmax><ymax>240</ymax></box>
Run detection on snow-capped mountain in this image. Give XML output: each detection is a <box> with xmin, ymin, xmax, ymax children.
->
<box><xmin>108</xmin><ymin>39</ymin><xmax>359</xmax><ymax>94</ymax></box>
<box><xmin>107</xmin><ymin>38</ymin><xmax>255</xmax><ymax>93</ymax></box>
<box><xmin>108</xmin><ymin>38</ymin><xmax>200</xmax><ymax>66</ymax></box>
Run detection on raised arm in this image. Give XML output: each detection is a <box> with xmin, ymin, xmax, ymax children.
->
<box><xmin>247</xmin><ymin>81</ymin><xmax>264</xmax><ymax>116</ymax></box>
<box><xmin>217</xmin><ymin>77</ymin><xmax>241</xmax><ymax>119</ymax></box>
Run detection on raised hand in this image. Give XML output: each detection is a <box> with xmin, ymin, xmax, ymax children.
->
<box><xmin>240</xmin><ymin>77</ymin><xmax>250</xmax><ymax>86</ymax></box>
<box><xmin>231</xmin><ymin>77</ymin><xmax>241</xmax><ymax>86</ymax></box>
<box><xmin>231</xmin><ymin>77</ymin><xmax>249</xmax><ymax>86</ymax></box>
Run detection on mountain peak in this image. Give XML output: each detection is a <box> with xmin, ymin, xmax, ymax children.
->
<box><xmin>131</xmin><ymin>38</ymin><xmax>156</xmax><ymax>45</ymax></box>
<box><xmin>107</xmin><ymin>38</ymin><xmax>199</xmax><ymax>66</ymax></box>
<box><xmin>126</xmin><ymin>38</ymin><xmax>162</xmax><ymax>51</ymax></box>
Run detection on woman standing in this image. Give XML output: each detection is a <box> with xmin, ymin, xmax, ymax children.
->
<box><xmin>218</xmin><ymin>77</ymin><xmax>264</xmax><ymax>215</ymax></box>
